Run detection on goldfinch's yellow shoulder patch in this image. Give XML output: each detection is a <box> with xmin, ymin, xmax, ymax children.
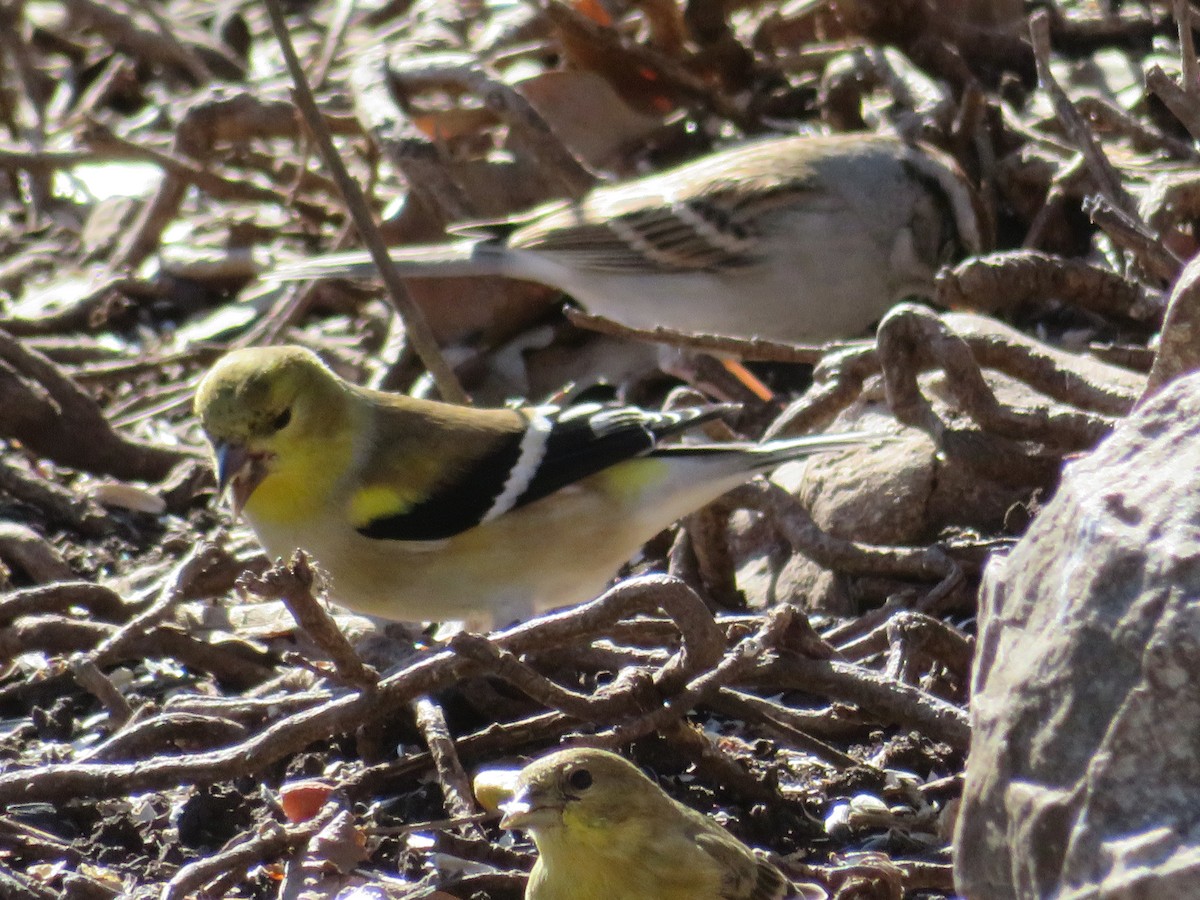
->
<box><xmin>347</xmin><ymin>483</ymin><xmax>419</xmax><ymax>529</ymax></box>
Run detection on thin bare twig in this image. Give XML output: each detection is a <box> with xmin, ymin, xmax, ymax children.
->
<box><xmin>259</xmin><ymin>0</ymin><xmax>467</xmax><ymax>403</ymax></box>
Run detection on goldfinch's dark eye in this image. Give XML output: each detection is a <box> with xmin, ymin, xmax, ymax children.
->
<box><xmin>567</xmin><ymin>768</ymin><xmax>592</xmax><ymax>791</ymax></box>
<box><xmin>272</xmin><ymin>408</ymin><xmax>292</xmax><ymax>431</ymax></box>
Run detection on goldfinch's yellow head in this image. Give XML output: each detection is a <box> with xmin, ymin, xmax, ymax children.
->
<box><xmin>194</xmin><ymin>345</ymin><xmax>351</xmax><ymax>512</ymax></box>
<box><xmin>500</xmin><ymin>748</ymin><xmax>665</xmax><ymax>838</ymax></box>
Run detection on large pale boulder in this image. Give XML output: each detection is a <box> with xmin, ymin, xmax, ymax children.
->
<box><xmin>955</xmin><ymin>372</ymin><xmax>1200</xmax><ymax>898</ymax></box>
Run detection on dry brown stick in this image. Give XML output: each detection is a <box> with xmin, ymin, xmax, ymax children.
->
<box><xmin>311</xmin><ymin>0</ymin><xmax>357</xmax><ymax>88</ymax></box>
<box><xmin>494</xmin><ymin>575</ymin><xmax>727</xmax><ymax>692</ymax></box>
<box><xmin>0</xmin><ymin>650</ymin><xmax>476</xmax><ymax>806</ymax></box>
<box><xmin>55</xmin><ymin>866</ymin><xmax>131</xmax><ymax>896</ymax></box>
<box><xmin>0</xmin><ymin>582</ymin><xmax>124</xmax><ymax>626</ymax></box>
<box><xmin>455</xmin><ymin>576</ymin><xmax>727</xmax><ymax>720</ymax></box>
<box><xmin>82</xmin><ymin>712</ymin><xmax>250</xmax><ymax>764</ymax></box>
<box><xmin>0</xmin><ymin>814</ymin><xmax>86</xmax><ymax>864</ymax></box>
<box><xmin>752</xmin><ymin>655</ymin><xmax>970</xmax><ymax>751</ymax></box>
<box><xmin>86</xmin><ymin>544</ymin><xmax>230</xmax><ymax>668</ymax></box>
<box><xmin>838</xmin><ymin>611</ymin><xmax>974</xmax><ymax>679</ymax></box>
<box><xmin>1021</xmin><ymin>153</ymin><xmax>1085</xmax><ymax>251</ymax></box>
<box><xmin>160</xmin><ymin>816</ymin><xmax>323</xmax><ymax>900</ymax></box>
<box><xmin>762</xmin><ymin>345</ymin><xmax>880</xmax><ymax>439</ymax></box>
<box><xmin>794</xmin><ymin>856</ymin><xmax>955</xmax><ymax>896</ymax></box>
<box><xmin>0</xmin><ymin>616</ymin><xmax>274</xmax><ymax>701</ymax></box>
<box><xmin>260</xmin><ymin>0</ymin><xmax>467</xmax><ymax>404</ymax></box>
<box><xmin>459</xmin><ymin>67</ymin><xmax>596</xmax><ymax>199</ymax></box>
<box><xmin>1146</xmin><ymin>64</ymin><xmax>1200</xmax><ymax>142</ymax></box>
<box><xmin>0</xmin><ymin>868</ymin><xmax>57</xmax><ymax>900</ymax></box>
<box><xmin>597</xmin><ymin>606</ymin><xmax>795</xmax><ymax>746</ymax></box>
<box><xmin>0</xmin><ymin>459</ymin><xmax>117</xmax><ymax>539</ymax></box>
<box><xmin>0</xmin><ymin>578</ymin><xmax>714</xmax><ymax>805</ymax></box>
<box><xmin>0</xmin><ymin>328</ymin><xmax>192</xmax><ymax>481</ymax></box>
<box><xmin>241</xmin><ymin>552</ymin><xmax>379</xmax><ymax>691</ymax></box>
<box><xmin>412</xmin><ymin>695</ymin><xmax>482</xmax><ymax>826</ymax></box>
<box><xmin>877</xmin><ymin>303</ymin><xmax>1116</xmax><ymax>449</ymax></box>
<box><xmin>937</xmin><ymin>249</ymin><xmax>1164</xmax><ymax>323</ymax></box>
<box><xmin>720</xmin><ymin>689</ymin><xmax>870</xmax><ymax>741</ymax></box>
<box><xmin>64</xmin><ymin>0</ymin><xmax>208</xmax><ymax>77</ymax></box>
<box><xmin>345</xmin><ymin>711</ymin><xmax>572</xmax><ymax>801</ymax></box>
<box><xmin>527</xmin><ymin>642</ymin><xmax>668</xmax><ymax>674</ymax></box>
<box><xmin>128</xmin><ymin>0</ymin><xmax>218</xmax><ymax>80</ymax></box>
<box><xmin>0</xmin><ymin>523</ymin><xmax>72</xmax><ymax>583</ymax></box>
<box><xmin>70</xmin><ymin>657</ymin><xmax>134</xmax><ymax>723</ymax></box>
<box><xmin>708</xmin><ymin>689</ymin><xmax>863</xmax><ymax>769</ymax></box>
<box><xmin>962</xmin><ymin>333</ymin><xmax>1140</xmax><ymax>418</ymax></box>
<box><xmin>434</xmin><ymin>831</ymin><xmax>532</xmax><ymax>882</ymax></box>
<box><xmin>1087</xmin><ymin>196</ymin><xmax>1184</xmax><ymax>284</ymax></box>
<box><xmin>565</xmin><ymin>308</ymin><xmax>834</xmax><ymax>363</ymax></box>
<box><xmin>898</xmin><ymin>315</ymin><xmax>1139</xmax><ymax>422</ymax></box>
<box><xmin>656</xmin><ymin>718</ymin><xmax>783</xmax><ymax>806</ymax></box>
<box><xmin>1075</xmin><ymin>94</ymin><xmax>1196</xmax><ymax>159</ymax></box>
<box><xmin>0</xmin><ymin>146</ymin><xmax>118</xmax><ymax>171</ymax></box>
<box><xmin>679</xmin><ymin>505</ymin><xmax>743</xmax><ymax>610</ymax></box>
<box><xmin>83</xmin><ymin>120</ymin><xmax>332</xmax><ymax>219</ymax></box>
<box><xmin>110</xmin><ymin>159</ymin><xmax>186</xmax><ymax>266</ymax></box>
<box><xmin>1175</xmin><ymin>0</ymin><xmax>1200</xmax><ymax>93</ymax></box>
<box><xmin>449</xmin><ymin>633</ymin><xmax>653</xmax><ymax>720</ymax></box>
<box><xmin>748</xmin><ymin>481</ymin><xmax>961</xmax><ymax>585</ymax></box>
<box><xmin>0</xmin><ymin>276</ymin><xmax>151</xmax><ymax>338</ymax></box>
<box><xmin>67</xmin><ymin>545</ymin><xmax>232</xmax><ymax>718</ymax></box>
<box><xmin>0</xmin><ymin>3</ymin><xmax>52</xmax><ymax>218</ymax></box>
<box><xmin>1029</xmin><ymin>10</ymin><xmax>1139</xmax><ymax>218</ymax></box>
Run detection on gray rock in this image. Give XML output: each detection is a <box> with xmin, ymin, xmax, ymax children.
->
<box><xmin>955</xmin><ymin>371</ymin><xmax>1200</xmax><ymax>899</ymax></box>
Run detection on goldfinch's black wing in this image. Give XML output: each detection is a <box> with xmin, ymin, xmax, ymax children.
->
<box><xmin>354</xmin><ymin>403</ymin><xmax>732</xmax><ymax>542</ymax></box>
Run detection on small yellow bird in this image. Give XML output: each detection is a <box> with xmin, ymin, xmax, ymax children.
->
<box><xmin>494</xmin><ymin>747</ymin><xmax>789</xmax><ymax>900</ymax></box>
<box><xmin>194</xmin><ymin>345</ymin><xmax>870</xmax><ymax>625</ymax></box>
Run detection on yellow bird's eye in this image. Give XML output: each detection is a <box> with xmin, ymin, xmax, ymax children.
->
<box><xmin>272</xmin><ymin>408</ymin><xmax>292</xmax><ymax>431</ymax></box>
<box><xmin>567</xmin><ymin>768</ymin><xmax>593</xmax><ymax>791</ymax></box>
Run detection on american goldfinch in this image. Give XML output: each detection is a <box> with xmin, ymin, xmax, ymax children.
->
<box><xmin>495</xmin><ymin>747</ymin><xmax>788</xmax><ymax>900</ymax></box>
<box><xmin>268</xmin><ymin>133</ymin><xmax>983</xmax><ymax>343</ymax></box>
<box><xmin>194</xmin><ymin>345</ymin><xmax>870</xmax><ymax>625</ymax></box>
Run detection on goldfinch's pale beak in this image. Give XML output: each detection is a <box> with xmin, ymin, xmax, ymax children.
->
<box><xmin>213</xmin><ymin>441</ymin><xmax>267</xmax><ymax>515</ymax></box>
<box><xmin>499</xmin><ymin>791</ymin><xmax>533</xmax><ymax>829</ymax></box>
<box><xmin>499</xmin><ymin>787</ymin><xmax>559</xmax><ymax>830</ymax></box>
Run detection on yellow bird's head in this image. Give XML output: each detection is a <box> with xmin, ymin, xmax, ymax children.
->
<box><xmin>194</xmin><ymin>345</ymin><xmax>353</xmax><ymax>514</ymax></box>
<box><xmin>495</xmin><ymin>747</ymin><xmax>791</xmax><ymax>900</ymax></box>
<box><xmin>500</xmin><ymin>747</ymin><xmax>667</xmax><ymax>839</ymax></box>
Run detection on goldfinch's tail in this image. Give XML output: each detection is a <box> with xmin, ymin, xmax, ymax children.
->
<box><xmin>655</xmin><ymin>431</ymin><xmax>885</xmax><ymax>470</ymax></box>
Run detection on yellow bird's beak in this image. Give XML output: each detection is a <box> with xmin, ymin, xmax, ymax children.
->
<box><xmin>213</xmin><ymin>441</ymin><xmax>268</xmax><ymax>514</ymax></box>
<box><xmin>499</xmin><ymin>786</ymin><xmax>561</xmax><ymax>830</ymax></box>
<box><xmin>499</xmin><ymin>788</ymin><xmax>533</xmax><ymax>829</ymax></box>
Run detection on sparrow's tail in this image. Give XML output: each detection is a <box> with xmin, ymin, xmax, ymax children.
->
<box><xmin>264</xmin><ymin>239</ymin><xmax>507</xmax><ymax>282</ymax></box>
